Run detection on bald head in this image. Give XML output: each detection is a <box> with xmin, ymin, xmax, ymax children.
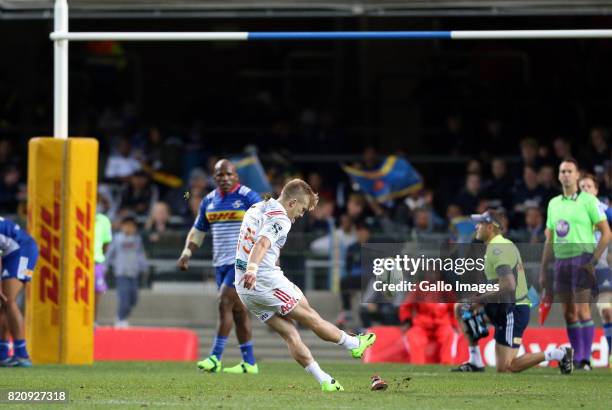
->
<box><xmin>214</xmin><ymin>159</ymin><xmax>238</xmax><ymax>193</ymax></box>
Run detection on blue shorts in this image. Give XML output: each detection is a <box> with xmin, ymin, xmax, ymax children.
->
<box><xmin>1</xmin><ymin>238</ymin><xmax>39</xmax><ymax>283</ymax></box>
<box><xmin>485</xmin><ymin>304</ymin><xmax>530</xmax><ymax>349</ymax></box>
<box><xmin>596</xmin><ymin>267</ymin><xmax>612</xmax><ymax>293</ymax></box>
<box><xmin>215</xmin><ymin>264</ymin><xmax>236</xmax><ymax>289</ymax></box>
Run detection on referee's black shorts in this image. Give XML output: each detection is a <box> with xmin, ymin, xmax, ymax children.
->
<box><xmin>484</xmin><ymin>303</ymin><xmax>530</xmax><ymax>349</ymax></box>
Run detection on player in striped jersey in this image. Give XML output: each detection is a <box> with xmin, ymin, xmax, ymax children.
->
<box><xmin>177</xmin><ymin>159</ymin><xmax>261</xmax><ymax>374</ymax></box>
<box><xmin>0</xmin><ymin>216</ymin><xmax>38</xmax><ymax>367</ymax></box>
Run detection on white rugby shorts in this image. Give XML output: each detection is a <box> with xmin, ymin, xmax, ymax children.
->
<box><xmin>237</xmin><ymin>271</ymin><xmax>304</xmax><ymax>323</ymax></box>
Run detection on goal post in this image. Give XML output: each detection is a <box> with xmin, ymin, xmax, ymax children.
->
<box><xmin>27</xmin><ymin>137</ymin><xmax>98</xmax><ymax>364</ymax></box>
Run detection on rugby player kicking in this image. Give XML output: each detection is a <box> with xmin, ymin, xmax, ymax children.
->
<box><xmin>235</xmin><ymin>179</ymin><xmax>376</xmax><ymax>391</ymax></box>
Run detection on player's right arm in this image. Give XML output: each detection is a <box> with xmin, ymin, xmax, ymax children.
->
<box><xmin>240</xmin><ymin>236</ymin><xmax>271</xmax><ymax>290</ymax></box>
<box><xmin>240</xmin><ymin>214</ymin><xmax>290</xmax><ymax>290</ymax></box>
<box><xmin>539</xmin><ymin>228</ymin><xmax>554</xmax><ymax>293</ymax></box>
<box><xmin>539</xmin><ymin>201</ymin><xmax>555</xmax><ymax>293</ymax></box>
<box><xmin>177</xmin><ymin>197</ymin><xmax>209</xmax><ymax>271</ymax></box>
<box><xmin>177</xmin><ymin>225</ymin><xmax>206</xmax><ymax>271</ymax></box>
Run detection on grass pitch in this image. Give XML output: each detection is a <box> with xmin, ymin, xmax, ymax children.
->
<box><xmin>1</xmin><ymin>361</ymin><xmax>610</xmax><ymax>409</ymax></box>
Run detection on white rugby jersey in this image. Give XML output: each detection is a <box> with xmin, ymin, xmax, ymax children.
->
<box><xmin>235</xmin><ymin>198</ymin><xmax>291</xmax><ymax>284</ymax></box>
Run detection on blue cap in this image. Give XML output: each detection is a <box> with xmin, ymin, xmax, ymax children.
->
<box><xmin>470</xmin><ymin>211</ymin><xmax>503</xmax><ymax>230</ymax></box>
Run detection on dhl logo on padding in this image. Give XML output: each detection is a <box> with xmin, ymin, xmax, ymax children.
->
<box><xmin>206</xmin><ymin>210</ymin><xmax>246</xmax><ymax>223</ymax></box>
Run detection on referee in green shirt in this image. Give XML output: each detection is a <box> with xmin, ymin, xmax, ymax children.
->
<box><xmin>453</xmin><ymin>210</ymin><xmax>572</xmax><ymax>373</ymax></box>
<box><xmin>539</xmin><ymin>158</ymin><xmax>611</xmax><ymax>370</ymax></box>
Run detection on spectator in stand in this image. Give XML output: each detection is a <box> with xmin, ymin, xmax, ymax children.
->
<box><xmin>0</xmin><ymin>165</ymin><xmax>23</xmax><ymax>213</ymax></box>
<box><xmin>336</xmin><ymin>223</ymin><xmax>369</xmax><ymax>328</ymax></box>
<box><xmin>538</xmin><ymin>143</ymin><xmax>554</xmax><ymax>166</ymax></box>
<box><xmin>581</xmin><ymin>126</ymin><xmax>611</xmax><ymax>172</ymax></box>
<box><xmin>311</xmin><ymin>212</ymin><xmax>357</xmax><ymax>315</ymax></box>
<box><xmin>311</xmin><ymin>213</ymin><xmax>356</xmax><ymax>255</ymax></box>
<box><xmin>453</xmin><ymin>173</ymin><xmax>481</xmax><ymax>215</ymax></box>
<box><xmin>0</xmin><ymin>139</ymin><xmax>19</xmax><ymax>169</ymax></box>
<box><xmin>446</xmin><ymin>204</ymin><xmax>476</xmax><ymax>243</ymax></box>
<box><xmin>137</xmin><ymin>126</ymin><xmax>164</xmax><ymax>170</ymax></box>
<box><xmin>516</xmin><ymin>138</ymin><xmax>543</xmax><ymax>178</ymax></box>
<box><xmin>117</xmin><ymin>170</ymin><xmax>159</xmax><ymax>218</ymax></box>
<box><xmin>466</xmin><ymin>159</ymin><xmax>482</xmax><ymax>176</ymax></box>
<box><xmin>439</xmin><ymin>113</ymin><xmax>472</xmax><ymax>156</ymax></box>
<box><xmin>399</xmin><ymin>271</ymin><xmax>458</xmax><ymax>365</ymax></box>
<box><xmin>510</xmin><ymin>206</ymin><xmax>546</xmax><ymax>244</ymax></box>
<box><xmin>538</xmin><ymin>165</ymin><xmax>561</xmax><ymax>205</ymax></box>
<box><xmin>105</xmin><ymin>216</ymin><xmax>148</xmax><ymax>328</ymax></box>
<box><xmin>144</xmin><ymin>201</ymin><xmax>172</xmax><ymax>243</ymax></box>
<box><xmin>595</xmin><ymin>166</ymin><xmax>611</xmax><ymax>200</ymax></box>
<box><xmin>360</xmin><ymin>194</ymin><xmax>402</xmax><ymax>237</ymax></box>
<box><xmin>446</xmin><ymin>203</ymin><xmax>476</xmax><ymax>243</ymax></box>
<box><xmin>410</xmin><ymin>208</ymin><xmax>443</xmax><ymax>242</ymax></box>
<box><xmin>475</xmin><ymin>198</ymin><xmax>491</xmax><ymax>215</ymax></box>
<box><xmin>512</xmin><ymin>165</ymin><xmax>546</xmax><ymax>214</ymax></box>
<box><xmin>482</xmin><ymin>158</ymin><xmax>513</xmax><ymax>209</ymax></box>
<box><xmin>361</xmin><ymin>146</ymin><xmax>382</xmax><ymax>171</ymax></box>
<box><xmin>447</xmin><ymin>160</ymin><xmax>482</xmax><ymax>196</ymax></box>
<box><xmin>104</xmin><ymin>137</ymin><xmax>141</xmax><ymax>183</ymax></box>
<box><xmin>345</xmin><ymin>193</ymin><xmax>366</xmax><ymax>223</ymax></box>
<box><xmin>403</xmin><ymin>188</ymin><xmax>445</xmax><ymax>231</ymax></box>
<box><xmin>206</xmin><ymin>155</ymin><xmax>220</xmax><ymax>189</ymax></box>
<box><xmin>412</xmin><ymin>207</ymin><xmax>433</xmax><ymax>233</ymax></box>
<box><xmin>307</xmin><ymin>171</ymin><xmax>333</xmax><ymax>202</ymax></box>
<box><xmin>187</xmin><ymin>192</ymin><xmax>203</xmax><ymax>224</ymax></box>
<box><xmin>0</xmin><ymin>140</ymin><xmax>9</xmax><ymax>166</ymax></box>
<box><xmin>306</xmin><ymin>197</ymin><xmax>335</xmax><ymax>237</ymax></box>
<box><xmin>164</xmin><ymin>167</ymin><xmax>210</xmax><ymax>219</ymax></box>
<box><xmin>479</xmin><ymin>117</ymin><xmax>512</xmax><ymax>159</ymax></box>
<box><xmin>552</xmin><ymin>137</ymin><xmax>573</xmax><ymax>168</ymax></box>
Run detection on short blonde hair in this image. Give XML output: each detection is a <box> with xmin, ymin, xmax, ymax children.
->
<box><xmin>280</xmin><ymin>179</ymin><xmax>319</xmax><ymax>211</ymax></box>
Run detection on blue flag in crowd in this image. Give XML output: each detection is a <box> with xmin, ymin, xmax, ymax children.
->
<box><xmin>232</xmin><ymin>155</ymin><xmax>272</xmax><ymax>194</ymax></box>
<box><xmin>342</xmin><ymin>155</ymin><xmax>423</xmax><ymax>203</ymax></box>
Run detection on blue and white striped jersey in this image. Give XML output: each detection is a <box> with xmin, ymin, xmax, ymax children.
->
<box><xmin>194</xmin><ymin>184</ymin><xmax>261</xmax><ymax>267</ymax></box>
<box><xmin>0</xmin><ymin>217</ymin><xmax>31</xmax><ymax>257</ymax></box>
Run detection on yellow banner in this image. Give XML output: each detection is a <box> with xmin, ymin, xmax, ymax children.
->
<box><xmin>27</xmin><ymin>137</ymin><xmax>98</xmax><ymax>364</ymax></box>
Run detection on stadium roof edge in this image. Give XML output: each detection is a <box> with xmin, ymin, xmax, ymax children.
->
<box><xmin>2</xmin><ymin>1</ymin><xmax>612</xmax><ymax>19</ymax></box>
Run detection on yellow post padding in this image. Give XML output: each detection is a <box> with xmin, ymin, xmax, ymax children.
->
<box><xmin>27</xmin><ymin>137</ymin><xmax>98</xmax><ymax>364</ymax></box>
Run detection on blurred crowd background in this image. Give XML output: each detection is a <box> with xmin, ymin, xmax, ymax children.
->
<box><xmin>1</xmin><ymin>11</ymin><xmax>612</xmax><ymax>328</ymax></box>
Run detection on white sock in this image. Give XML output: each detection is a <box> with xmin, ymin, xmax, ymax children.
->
<box><xmin>337</xmin><ymin>331</ymin><xmax>360</xmax><ymax>350</ymax></box>
<box><xmin>469</xmin><ymin>346</ymin><xmax>484</xmax><ymax>367</ymax></box>
<box><xmin>305</xmin><ymin>361</ymin><xmax>333</xmax><ymax>384</ymax></box>
<box><xmin>545</xmin><ymin>348</ymin><xmax>565</xmax><ymax>362</ymax></box>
